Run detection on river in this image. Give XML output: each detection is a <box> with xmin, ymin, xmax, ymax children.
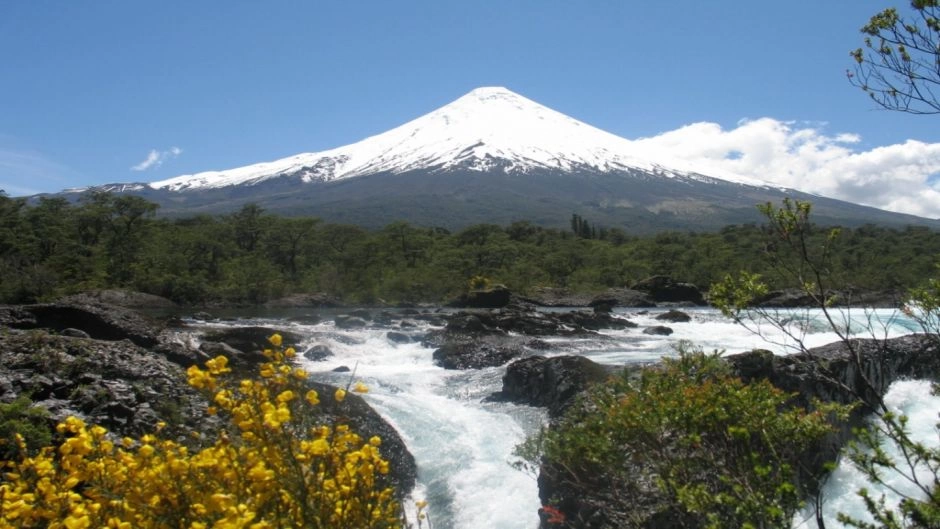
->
<box><xmin>183</xmin><ymin>306</ymin><xmax>938</xmax><ymax>529</ymax></box>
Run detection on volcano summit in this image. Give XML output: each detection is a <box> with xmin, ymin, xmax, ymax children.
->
<box><xmin>61</xmin><ymin>87</ymin><xmax>937</xmax><ymax>232</ymax></box>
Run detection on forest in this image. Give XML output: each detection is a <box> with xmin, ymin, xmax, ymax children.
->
<box><xmin>2</xmin><ymin>190</ymin><xmax>939</xmax><ymax>306</ymax></box>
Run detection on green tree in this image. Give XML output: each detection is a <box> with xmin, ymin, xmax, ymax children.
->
<box><xmin>849</xmin><ymin>1</ymin><xmax>940</xmax><ymax>114</ymax></box>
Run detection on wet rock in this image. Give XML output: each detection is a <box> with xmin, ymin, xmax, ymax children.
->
<box><xmin>643</xmin><ymin>326</ymin><xmax>673</xmax><ymax>336</ymax></box>
<box><xmin>200</xmin><ymin>327</ymin><xmax>304</xmax><ymax>371</ymax></box>
<box><xmin>432</xmin><ymin>338</ymin><xmax>525</xmax><ymax>370</ymax></box>
<box><xmin>386</xmin><ymin>331</ymin><xmax>411</xmax><ymax>344</ymax></box>
<box><xmin>492</xmin><ymin>355</ymin><xmax>613</xmax><ymax>417</ymax></box>
<box><xmin>655</xmin><ymin>310</ymin><xmax>691</xmax><ymax>323</ymax></box>
<box><xmin>303</xmin><ymin>345</ymin><xmax>334</xmax><ymax>361</ymax></box>
<box><xmin>305</xmin><ymin>380</ymin><xmax>417</xmax><ymax>493</ymax></box>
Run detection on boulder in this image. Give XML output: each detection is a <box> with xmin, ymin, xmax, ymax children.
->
<box><xmin>643</xmin><ymin>326</ymin><xmax>673</xmax><ymax>336</ymax></box>
<box><xmin>492</xmin><ymin>355</ymin><xmax>613</xmax><ymax>417</ymax></box>
<box><xmin>386</xmin><ymin>331</ymin><xmax>411</xmax><ymax>344</ymax></box>
<box><xmin>432</xmin><ymin>338</ymin><xmax>526</xmax><ymax>370</ymax></box>
<box><xmin>303</xmin><ymin>345</ymin><xmax>334</xmax><ymax>361</ymax></box>
<box><xmin>632</xmin><ymin>276</ymin><xmax>705</xmax><ymax>305</ymax></box>
<box><xmin>304</xmin><ymin>380</ymin><xmax>417</xmax><ymax>493</ymax></box>
<box><xmin>655</xmin><ymin>310</ymin><xmax>691</xmax><ymax>323</ymax></box>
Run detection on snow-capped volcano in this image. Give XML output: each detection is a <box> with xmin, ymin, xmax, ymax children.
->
<box><xmin>60</xmin><ymin>86</ymin><xmax>934</xmax><ymax>232</ymax></box>
<box><xmin>151</xmin><ymin>87</ymin><xmax>748</xmax><ymax>192</ymax></box>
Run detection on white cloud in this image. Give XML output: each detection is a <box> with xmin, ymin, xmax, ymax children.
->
<box><xmin>131</xmin><ymin>146</ymin><xmax>182</xmax><ymax>171</ymax></box>
<box><xmin>627</xmin><ymin>119</ymin><xmax>940</xmax><ymax>219</ymax></box>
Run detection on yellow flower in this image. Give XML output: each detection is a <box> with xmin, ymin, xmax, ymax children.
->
<box><xmin>268</xmin><ymin>334</ymin><xmax>283</xmax><ymax>347</ymax></box>
<box><xmin>353</xmin><ymin>381</ymin><xmax>369</xmax><ymax>393</ymax></box>
<box><xmin>334</xmin><ymin>388</ymin><xmax>347</xmax><ymax>402</ymax></box>
<box><xmin>305</xmin><ymin>389</ymin><xmax>320</xmax><ymax>405</ymax></box>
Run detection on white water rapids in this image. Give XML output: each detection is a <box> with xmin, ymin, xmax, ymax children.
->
<box><xmin>190</xmin><ymin>307</ymin><xmax>937</xmax><ymax>529</ymax></box>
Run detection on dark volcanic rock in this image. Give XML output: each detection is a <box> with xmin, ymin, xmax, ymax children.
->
<box><xmin>305</xmin><ymin>380</ymin><xmax>417</xmax><ymax>493</ymax></box>
<box><xmin>450</xmin><ymin>285</ymin><xmax>513</xmax><ymax>308</ymax></box>
<box><xmin>429</xmin><ymin>306</ymin><xmax>639</xmax><ymax>370</ymax></box>
<box><xmin>632</xmin><ymin>276</ymin><xmax>705</xmax><ymax>305</ymax></box>
<box><xmin>303</xmin><ymin>344</ymin><xmax>334</xmax><ymax>361</ymax></box>
<box><xmin>0</xmin><ymin>330</ymin><xmax>215</xmax><ymax>441</ymax></box>
<box><xmin>492</xmin><ymin>355</ymin><xmax>613</xmax><ymax>417</ymax></box>
<box><xmin>0</xmin><ymin>302</ymin><xmax>163</xmax><ymax>347</ymax></box>
<box><xmin>200</xmin><ymin>327</ymin><xmax>304</xmax><ymax>370</ymax></box>
<box><xmin>386</xmin><ymin>331</ymin><xmax>411</xmax><ymax>344</ymax></box>
<box><xmin>655</xmin><ymin>310</ymin><xmax>691</xmax><ymax>323</ymax></box>
<box><xmin>433</xmin><ymin>338</ymin><xmax>526</xmax><ymax>369</ymax></box>
<box><xmin>643</xmin><ymin>325</ymin><xmax>674</xmax><ymax>336</ymax></box>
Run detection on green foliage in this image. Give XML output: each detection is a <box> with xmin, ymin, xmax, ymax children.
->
<box><xmin>714</xmin><ymin>199</ymin><xmax>940</xmax><ymax>529</ymax></box>
<box><xmin>0</xmin><ymin>396</ymin><xmax>51</xmax><ymax>461</ymax></box>
<box><xmin>3</xmin><ymin>193</ymin><xmax>940</xmax><ymax>306</ymax></box>
<box><xmin>849</xmin><ymin>1</ymin><xmax>940</xmax><ymax>114</ymax></box>
<box><xmin>523</xmin><ymin>343</ymin><xmax>848</xmax><ymax>529</ymax></box>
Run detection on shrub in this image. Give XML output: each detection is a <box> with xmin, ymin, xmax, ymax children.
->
<box><xmin>521</xmin><ymin>344</ymin><xmax>848</xmax><ymax>529</ymax></box>
<box><xmin>0</xmin><ymin>334</ymin><xmax>402</xmax><ymax>528</ymax></box>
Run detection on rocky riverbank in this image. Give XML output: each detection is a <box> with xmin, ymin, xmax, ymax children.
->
<box><xmin>0</xmin><ymin>300</ymin><xmax>417</xmax><ymax>494</ymax></box>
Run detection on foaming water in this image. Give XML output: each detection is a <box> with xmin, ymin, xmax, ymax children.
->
<box><xmin>293</xmin><ymin>324</ymin><xmax>544</xmax><ymax>529</ymax></box>
<box><xmin>188</xmin><ymin>307</ymin><xmax>931</xmax><ymax>529</ymax></box>
<box><xmin>793</xmin><ymin>380</ymin><xmax>940</xmax><ymax>528</ymax></box>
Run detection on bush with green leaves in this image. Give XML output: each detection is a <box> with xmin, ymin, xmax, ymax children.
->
<box><xmin>712</xmin><ymin>199</ymin><xmax>940</xmax><ymax>529</ymax></box>
<box><xmin>519</xmin><ymin>344</ymin><xmax>849</xmax><ymax>529</ymax></box>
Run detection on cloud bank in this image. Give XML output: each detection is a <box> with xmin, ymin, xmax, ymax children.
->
<box><xmin>629</xmin><ymin>118</ymin><xmax>940</xmax><ymax>219</ymax></box>
<box><xmin>131</xmin><ymin>146</ymin><xmax>182</xmax><ymax>171</ymax></box>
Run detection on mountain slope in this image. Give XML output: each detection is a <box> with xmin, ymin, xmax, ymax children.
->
<box><xmin>148</xmin><ymin>87</ymin><xmax>766</xmax><ymax>192</ymax></box>
<box><xmin>55</xmin><ymin>87</ymin><xmax>939</xmax><ymax>232</ymax></box>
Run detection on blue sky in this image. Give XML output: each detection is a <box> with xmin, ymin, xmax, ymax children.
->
<box><xmin>2</xmin><ymin>1</ymin><xmax>939</xmax><ymax>217</ymax></box>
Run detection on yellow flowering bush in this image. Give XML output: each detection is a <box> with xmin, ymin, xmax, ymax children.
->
<box><xmin>0</xmin><ymin>334</ymin><xmax>402</xmax><ymax>529</ymax></box>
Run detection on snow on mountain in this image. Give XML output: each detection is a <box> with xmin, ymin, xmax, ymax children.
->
<box><xmin>150</xmin><ymin>87</ymin><xmax>768</xmax><ymax>192</ymax></box>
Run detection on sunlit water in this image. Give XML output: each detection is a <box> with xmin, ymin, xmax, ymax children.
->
<box><xmin>183</xmin><ymin>307</ymin><xmax>936</xmax><ymax>529</ymax></box>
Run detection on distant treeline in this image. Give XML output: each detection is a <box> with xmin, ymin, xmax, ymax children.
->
<box><xmin>2</xmin><ymin>191</ymin><xmax>938</xmax><ymax>305</ymax></box>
